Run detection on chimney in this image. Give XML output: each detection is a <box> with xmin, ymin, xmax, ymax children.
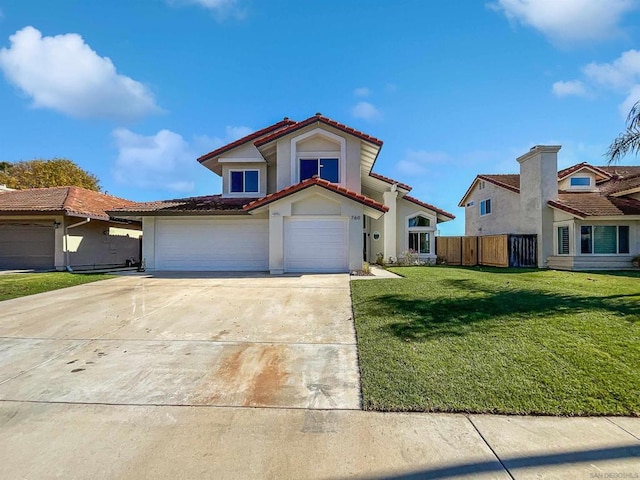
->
<box><xmin>517</xmin><ymin>145</ymin><xmax>561</xmax><ymax>268</ymax></box>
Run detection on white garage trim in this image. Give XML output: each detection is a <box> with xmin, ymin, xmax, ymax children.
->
<box><xmin>284</xmin><ymin>216</ymin><xmax>348</xmax><ymax>273</ymax></box>
<box><xmin>155</xmin><ymin>217</ymin><xmax>268</xmax><ymax>271</ymax></box>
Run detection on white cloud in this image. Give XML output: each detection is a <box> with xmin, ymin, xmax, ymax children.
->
<box><xmin>351</xmin><ymin>101</ymin><xmax>381</xmax><ymax>121</ymax></box>
<box><xmin>113</xmin><ymin>129</ymin><xmax>196</xmax><ymax>193</ymax></box>
<box><xmin>553</xmin><ymin>49</ymin><xmax>640</xmax><ymax>115</ymax></box>
<box><xmin>489</xmin><ymin>0</ymin><xmax>637</xmax><ymax>45</ymax></box>
<box><xmin>583</xmin><ymin>50</ymin><xmax>640</xmax><ymax>90</ymax></box>
<box><xmin>396</xmin><ymin>150</ymin><xmax>451</xmax><ymax>176</ymax></box>
<box><xmin>167</xmin><ymin>0</ymin><xmax>245</xmax><ymax>19</ymax></box>
<box><xmin>354</xmin><ymin>87</ymin><xmax>370</xmax><ymax>97</ymax></box>
<box><xmin>193</xmin><ymin>125</ymin><xmax>253</xmax><ymax>152</ymax></box>
<box><xmin>113</xmin><ymin>125</ymin><xmax>253</xmax><ymax>193</ymax></box>
<box><xmin>552</xmin><ymin>80</ymin><xmax>589</xmax><ymax>97</ymax></box>
<box><xmin>0</xmin><ymin>26</ymin><xmax>160</xmax><ymax>120</ymax></box>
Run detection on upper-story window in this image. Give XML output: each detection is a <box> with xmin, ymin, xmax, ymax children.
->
<box><xmin>230</xmin><ymin>170</ymin><xmax>259</xmax><ymax>193</ymax></box>
<box><xmin>570</xmin><ymin>177</ymin><xmax>591</xmax><ymax>187</ymax></box>
<box><xmin>300</xmin><ymin>158</ymin><xmax>339</xmax><ymax>183</ymax></box>
<box><xmin>480</xmin><ymin>199</ymin><xmax>491</xmax><ymax>216</ymax></box>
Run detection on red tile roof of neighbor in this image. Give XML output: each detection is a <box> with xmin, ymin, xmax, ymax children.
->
<box><xmin>253</xmin><ymin>113</ymin><xmax>384</xmax><ymax>148</ymax></box>
<box><xmin>244</xmin><ymin>177</ymin><xmax>389</xmax><ymax>213</ymax></box>
<box><xmin>197</xmin><ymin>118</ymin><xmax>297</xmax><ymax>163</ymax></box>
<box><xmin>478</xmin><ymin>174</ymin><xmax>521</xmax><ymax>193</ymax></box>
<box><xmin>0</xmin><ymin>186</ymin><xmax>137</xmax><ymax>221</ymax></box>
<box><xmin>549</xmin><ymin>193</ymin><xmax>640</xmax><ymax>218</ymax></box>
<box><xmin>557</xmin><ymin>162</ymin><xmax>612</xmax><ymax>180</ymax></box>
<box><xmin>109</xmin><ymin>195</ymin><xmax>253</xmax><ymax>214</ymax></box>
<box><xmin>403</xmin><ymin>195</ymin><xmax>456</xmax><ymax>219</ymax></box>
<box><xmin>368</xmin><ymin>172</ymin><xmax>412</xmax><ymax>191</ymax></box>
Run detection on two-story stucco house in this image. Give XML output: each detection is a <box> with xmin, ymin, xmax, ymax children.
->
<box><xmin>111</xmin><ymin>114</ymin><xmax>454</xmax><ymax>273</ymax></box>
<box><xmin>459</xmin><ymin>145</ymin><xmax>640</xmax><ymax>270</ymax></box>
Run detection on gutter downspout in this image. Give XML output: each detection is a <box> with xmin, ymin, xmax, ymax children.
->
<box><xmin>65</xmin><ymin>218</ymin><xmax>90</xmax><ymax>272</ymax></box>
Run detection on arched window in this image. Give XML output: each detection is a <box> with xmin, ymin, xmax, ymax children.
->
<box><xmin>407</xmin><ymin>215</ymin><xmax>432</xmax><ymax>254</ymax></box>
<box><xmin>408</xmin><ymin>215</ymin><xmax>430</xmax><ymax>228</ymax></box>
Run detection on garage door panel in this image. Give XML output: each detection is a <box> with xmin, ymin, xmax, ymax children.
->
<box><xmin>285</xmin><ymin>217</ymin><xmax>348</xmax><ymax>273</ymax></box>
<box><xmin>156</xmin><ymin>219</ymin><xmax>268</xmax><ymax>271</ymax></box>
<box><xmin>0</xmin><ymin>222</ymin><xmax>55</xmax><ymax>270</ymax></box>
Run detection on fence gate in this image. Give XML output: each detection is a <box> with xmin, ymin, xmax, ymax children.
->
<box><xmin>508</xmin><ymin>234</ymin><xmax>537</xmax><ymax>267</ymax></box>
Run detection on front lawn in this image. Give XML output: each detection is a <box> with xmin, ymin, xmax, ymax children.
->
<box><xmin>0</xmin><ymin>272</ymin><xmax>112</xmax><ymax>301</ymax></box>
<box><xmin>351</xmin><ymin>267</ymin><xmax>640</xmax><ymax>415</ymax></box>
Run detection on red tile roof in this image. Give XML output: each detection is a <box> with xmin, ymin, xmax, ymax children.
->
<box><xmin>557</xmin><ymin>162</ymin><xmax>611</xmax><ymax>180</ymax></box>
<box><xmin>197</xmin><ymin>118</ymin><xmax>296</xmax><ymax>163</ymax></box>
<box><xmin>244</xmin><ymin>177</ymin><xmax>388</xmax><ymax>213</ymax></box>
<box><xmin>254</xmin><ymin>113</ymin><xmax>383</xmax><ymax>148</ymax></box>
<box><xmin>549</xmin><ymin>193</ymin><xmax>640</xmax><ymax>218</ymax></box>
<box><xmin>403</xmin><ymin>195</ymin><xmax>455</xmax><ymax>220</ymax></box>
<box><xmin>0</xmin><ymin>186</ymin><xmax>137</xmax><ymax>221</ymax></box>
<box><xmin>478</xmin><ymin>174</ymin><xmax>521</xmax><ymax>193</ymax></box>
<box><xmin>109</xmin><ymin>195</ymin><xmax>252</xmax><ymax>215</ymax></box>
<box><xmin>368</xmin><ymin>172</ymin><xmax>412</xmax><ymax>191</ymax></box>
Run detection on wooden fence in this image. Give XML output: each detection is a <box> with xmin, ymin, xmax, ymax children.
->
<box><xmin>436</xmin><ymin>234</ymin><xmax>537</xmax><ymax>268</ymax></box>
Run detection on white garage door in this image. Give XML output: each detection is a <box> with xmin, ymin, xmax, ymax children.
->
<box><xmin>0</xmin><ymin>222</ymin><xmax>55</xmax><ymax>270</ymax></box>
<box><xmin>155</xmin><ymin>218</ymin><xmax>268</xmax><ymax>271</ymax></box>
<box><xmin>284</xmin><ymin>217</ymin><xmax>348</xmax><ymax>273</ymax></box>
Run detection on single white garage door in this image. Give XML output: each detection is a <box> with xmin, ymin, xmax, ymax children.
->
<box><xmin>155</xmin><ymin>218</ymin><xmax>268</xmax><ymax>271</ymax></box>
<box><xmin>284</xmin><ymin>217</ymin><xmax>348</xmax><ymax>273</ymax></box>
<box><xmin>0</xmin><ymin>222</ymin><xmax>55</xmax><ymax>270</ymax></box>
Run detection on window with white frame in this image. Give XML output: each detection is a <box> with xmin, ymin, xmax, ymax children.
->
<box><xmin>580</xmin><ymin>225</ymin><xmax>629</xmax><ymax>254</ymax></box>
<box><xmin>299</xmin><ymin>158</ymin><xmax>339</xmax><ymax>183</ymax></box>
<box><xmin>480</xmin><ymin>199</ymin><xmax>491</xmax><ymax>216</ymax></box>
<box><xmin>570</xmin><ymin>177</ymin><xmax>591</xmax><ymax>187</ymax></box>
<box><xmin>407</xmin><ymin>215</ymin><xmax>432</xmax><ymax>254</ymax></box>
<box><xmin>230</xmin><ymin>170</ymin><xmax>259</xmax><ymax>193</ymax></box>
<box><xmin>557</xmin><ymin>226</ymin><xmax>569</xmax><ymax>255</ymax></box>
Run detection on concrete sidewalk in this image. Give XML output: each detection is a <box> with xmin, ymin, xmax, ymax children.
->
<box><xmin>0</xmin><ymin>401</ymin><xmax>638</xmax><ymax>479</ymax></box>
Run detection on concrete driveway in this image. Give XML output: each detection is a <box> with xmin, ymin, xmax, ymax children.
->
<box><xmin>1</xmin><ymin>273</ymin><xmax>638</xmax><ymax>479</ymax></box>
<box><xmin>0</xmin><ymin>272</ymin><xmax>360</xmax><ymax>409</ymax></box>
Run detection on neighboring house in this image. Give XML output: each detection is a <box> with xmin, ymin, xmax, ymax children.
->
<box><xmin>459</xmin><ymin>145</ymin><xmax>640</xmax><ymax>270</ymax></box>
<box><xmin>0</xmin><ymin>186</ymin><xmax>142</xmax><ymax>271</ymax></box>
<box><xmin>111</xmin><ymin>114</ymin><xmax>454</xmax><ymax>273</ymax></box>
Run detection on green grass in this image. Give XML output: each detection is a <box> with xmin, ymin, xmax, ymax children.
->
<box><xmin>0</xmin><ymin>272</ymin><xmax>112</xmax><ymax>301</ymax></box>
<box><xmin>351</xmin><ymin>266</ymin><xmax>640</xmax><ymax>416</ymax></box>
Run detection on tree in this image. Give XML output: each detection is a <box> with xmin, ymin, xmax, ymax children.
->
<box><xmin>0</xmin><ymin>158</ymin><xmax>101</xmax><ymax>191</ymax></box>
<box><xmin>607</xmin><ymin>100</ymin><xmax>640</xmax><ymax>164</ymax></box>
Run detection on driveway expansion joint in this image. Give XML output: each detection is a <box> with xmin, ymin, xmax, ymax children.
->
<box><xmin>466</xmin><ymin>415</ymin><xmax>515</xmax><ymax>480</ymax></box>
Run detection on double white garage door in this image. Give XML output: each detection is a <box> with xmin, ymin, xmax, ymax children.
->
<box><xmin>155</xmin><ymin>217</ymin><xmax>348</xmax><ymax>273</ymax></box>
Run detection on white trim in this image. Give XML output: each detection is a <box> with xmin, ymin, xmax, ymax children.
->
<box><xmin>218</xmin><ymin>157</ymin><xmax>265</xmax><ymax>163</ymax></box>
<box><xmin>554</xmin><ymin>221</ymin><xmax>572</xmax><ymax>256</ymax></box>
<box><xmin>290</xmin><ymin>128</ymin><xmax>346</xmax><ymax>186</ymax></box>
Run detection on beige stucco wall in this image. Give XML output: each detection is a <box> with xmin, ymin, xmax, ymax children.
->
<box><xmin>274</xmin><ymin>124</ymin><xmax>362</xmax><ymax>193</ymax></box>
<box><xmin>558</xmin><ymin>171</ymin><xmax>597</xmax><ymax>191</ymax></box>
<box><xmin>463</xmin><ymin>182</ymin><xmax>520</xmax><ymax>236</ymax></box>
<box><xmin>64</xmin><ymin>219</ymin><xmax>141</xmax><ymax>268</ymax></box>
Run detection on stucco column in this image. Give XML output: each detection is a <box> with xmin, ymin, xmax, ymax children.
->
<box><xmin>382</xmin><ymin>190</ymin><xmax>398</xmax><ymax>262</ymax></box>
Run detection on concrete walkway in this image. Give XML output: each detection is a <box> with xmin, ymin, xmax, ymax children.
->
<box><xmin>0</xmin><ymin>274</ymin><xmax>638</xmax><ymax>479</ymax></box>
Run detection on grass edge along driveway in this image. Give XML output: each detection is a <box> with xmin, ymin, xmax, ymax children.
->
<box><xmin>0</xmin><ymin>272</ymin><xmax>112</xmax><ymax>301</ymax></box>
<box><xmin>351</xmin><ymin>266</ymin><xmax>640</xmax><ymax>416</ymax></box>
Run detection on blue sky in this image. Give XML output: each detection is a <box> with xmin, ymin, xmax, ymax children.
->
<box><xmin>1</xmin><ymin>0</ymin><xmax>640</xmax><ymax>234</ymax></box>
